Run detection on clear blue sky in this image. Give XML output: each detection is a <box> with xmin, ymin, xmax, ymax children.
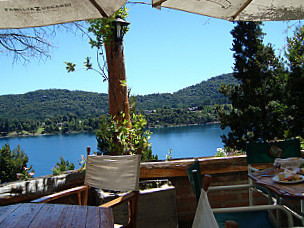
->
<box><xmin>0</xmin><ymin>3</ymin><xmax>301</xmax><ymax>96</ymax></box>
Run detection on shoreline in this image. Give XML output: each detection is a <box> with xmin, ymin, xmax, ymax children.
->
<box><xmin>0</xmin><ymin>122</ymin><xmax>221</xmax><ymax>139</ymax></box>
<box><xmin>0</xmin><ymin>130</ymin><xmax>93</xmax><ymax>139</ymax></box>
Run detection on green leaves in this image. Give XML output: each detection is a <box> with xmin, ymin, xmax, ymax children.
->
<box><xmin>52</xmin><ymin>156</ymin><xmax>75</xmax><ymax>175</ymax></box>
<box><xmin>120</xmin><ymin>80</ymin><xmax>127</xmax><ymax>87</ymax></box>
<box><xmin>87</xmin><ymin>6</ymin><xmax>129</xmax><ymax>45</ymax></box>
<box><xmin>219</xmin><ymin>22</ymin><xmax>287</xmax><ymax>150</ymax></box>
<box><xmin>64</xmin><ymin>62</ymin><xmax>76</xmax><ymax>73</ymax></box>
<box><xmin>0</xmin><ymin>144</ymin><xmax>33</xmax><ymax>183</ymax></box>
<box><xmin>95</xmin><ymin>113</ymin><xmax>157</xmax><ymax>161</ymax></box>
<box><xmin>63</xmin><ymin>6</ymin><xmax>129</xmax><ymax>81</ymax></box>
<box><xmin>83</xmin><ymin>57</ymin><xmax>92</xmax><ymax>70</ymax></box>
<box><xmin>286</xmin><ymin>26</ymin><xmax>304</xmax><ymax>68</ymax></box>
<box><xmin>285</xmin><ymin>25</ymin><xmax>304</xmax><ymax>137</ymax></box>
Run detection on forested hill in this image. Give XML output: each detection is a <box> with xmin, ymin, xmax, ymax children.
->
<box><xmin>135</xmin><ymin>73</ymin><xmax>237</xmax><ymax>110</ymax></box>
<box><xmin>0</xmin><ymin>73</ymin><xmax>237</xmax><ymax>120</ymax></box>
<box><xmin>0</xmin><ymin>89</ymin><xmax>109</xmax><ymax>120</ymax></box>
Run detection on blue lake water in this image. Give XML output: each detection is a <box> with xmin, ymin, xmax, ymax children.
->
<box><xmin>0</xmin><ymin>124</ymin><xmax>229</xmax><ymax>177</ymax></box>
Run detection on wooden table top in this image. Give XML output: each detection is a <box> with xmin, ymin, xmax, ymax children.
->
<box><xmin>0</xmin><ymin>203</ymin><xmax>114</xmax><ymax>228</ymax></box>
<box><xmin>249</xmin><ymin>168</ymin><xmax>304</xmax><ymax>199</ymax></box>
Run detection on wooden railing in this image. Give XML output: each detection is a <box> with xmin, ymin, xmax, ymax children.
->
<box><xmin>0</xmin><ymin>156</ymin><xmax>252</xmax><ymax>205</ymax></box>
<box><xmin>140</xmin><ymin>155</ymin><xmax>248</xmax><ymax>179</ymax></box>
<box><xmin>0</xmin><ymin>155</ymin><xmax>265</xmax><ymax>226</ymax></box>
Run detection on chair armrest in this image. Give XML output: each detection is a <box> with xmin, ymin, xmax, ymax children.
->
<box><xmin>31</xmin><ymin>185</ymin><xmax>89</xmax><ymax>203</ymax></box>
<box><xmin>100</xmin><ymin>191</ymin><xmax>138</xmax><ymax>208</ymax></box>
<box><xmin>101</xmin><ymin>191</ymin><xmax>140</xmax><ymax>228</ymax></box>
<box><xmin>208</xmin><ymin>184</ymin><xmax>253</xmax><ymax>191</ymax></box>
<box><xmin>249</xmin><ymin>166</ymin><xmax>260</xmax><ymax>172</ymax></box>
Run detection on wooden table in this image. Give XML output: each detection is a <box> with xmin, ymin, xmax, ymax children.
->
<box><xmin>249</xmin><ymin>168</ymin><xmax>304</xmax><ymax>199</ymax></box>
<box><xmin>249</xmin><ymin>168</ymin><xmax>304</xmax><ymax>226</ymax></box>
<box><xmin>0</xmin><ymin>203</ymin><xmax>114</xmax><ymax>228</ymax></box>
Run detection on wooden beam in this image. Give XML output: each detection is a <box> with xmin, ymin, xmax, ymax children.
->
<box><xmin>140</xmin><ymin>156</ymin><xmax>249</xmax><ymax>179</ymax></box>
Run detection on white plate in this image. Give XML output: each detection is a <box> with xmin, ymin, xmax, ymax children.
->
<box><xmin>273</xmin><ymin>174</ymin><xmax>304</xmax><ymax>184</ymax></box>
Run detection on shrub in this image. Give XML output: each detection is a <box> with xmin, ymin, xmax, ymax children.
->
<box><xmin>52</xmin><ymin>156</ymin><xmax>75</xmax><ymax>175</ymax></box>
<box><xmin>0</xmin><ymin>143</ymin><xmax>34</xmax><ymax>183</ymax></box>
<box><xmin>96</xmin><ymin>113</ymin><xmax>158</xmax><ymax>161</ymax></box>
<box><xmin>214</xmin><ymin>148</ymin><xmax>227</xmax><ymax>157</ymax></box>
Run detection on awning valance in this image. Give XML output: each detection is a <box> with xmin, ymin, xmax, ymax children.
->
<box><xmin>0</xmin><ymin>0</ymin><xmax>126</xmax><ymax>29</ymax></box>
<box><xmin>152</xmin><ymin>0</ymin><xmax>304</xmax><ymax>21</ymax></box>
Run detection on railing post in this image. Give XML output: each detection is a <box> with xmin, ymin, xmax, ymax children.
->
<box><xmin>87</xmin><ymin>146</ymin><xmax>91</xmax><ymax>156</ymax></box>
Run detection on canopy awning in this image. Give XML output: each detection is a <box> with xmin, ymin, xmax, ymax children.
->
<box><xmin>152</xmin><ymin>0</ymin><xmax>304</xmax><ymax>21</ymax></box>
<box><xmin>0</xmin><ymin>0</ymin><xmax>126</xmax><ymax>29</ymax></box>
<box><xmin>1</xmin><ymin>0</ymin><xmax>304</xmax><ymax>30</ymax></box>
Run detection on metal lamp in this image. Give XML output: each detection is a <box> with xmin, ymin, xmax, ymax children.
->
<box><xmin>113</xmin><ymin>15</ymin><xmax>130</xmax><ymax>41</ymax></box>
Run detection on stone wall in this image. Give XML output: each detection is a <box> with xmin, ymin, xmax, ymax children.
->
<box><xmin>0</xmin><ymin>171</ymin><xmax>85</xmax><ymax>205</ymax></box>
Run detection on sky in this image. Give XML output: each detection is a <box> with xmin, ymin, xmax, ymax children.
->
<box><xmin>0</xmin><ymin>3</ymin><xmax>302</xmax><ymax>96</ymax></box>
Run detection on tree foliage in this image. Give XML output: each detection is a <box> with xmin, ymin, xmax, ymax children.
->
<box><xmin>0</xmin><ymin>114</ymin><xmax>101</xmax><ymax>136</ymax></box>
<box><xmin>65</xmin><ymin>7</ymin><xmax>129</xmax><ymax>80</ymax></box>
<box><xmin>144</xmin><ymin>105</ymin><xmax>220</xmax><ymax>128</ymax></box>
<box><xmin>96</xmin><ymin>113</ymin><xmax>158</xmax><ymax>161</ymax></box>
<box><xmin>285</xmin><ymin>25</ymin><xmax>304</xmax><ymax>137</ymax></box>
<box><xmin>52</xmin><ymin>156</ymin><xmax>75</xmax><ymax>175</ymax></box>
<box><xmin>217</xmin><ymin>22</ymin><xmax>287</xmax><ymax>150</ymax></box>
<box><xmin>135</xmin><ymin>73</ymin><xmax>237</xmax><ymax>110</ymax></box>
<box><xmin>0</xmin><ymin>144</ymin><xmax>33</xmax><ymax>183</ymax></box>
<box><xmin>0</xmin><ymin>89</ymin><xmax>108</xmax><ymax>120</ymax></box>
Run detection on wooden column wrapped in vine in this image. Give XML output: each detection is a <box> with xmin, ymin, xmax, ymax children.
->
<box><xmin>105</xmin><ymin>39</ymin><xmax>130</xmax><ymax>124</ymax></box>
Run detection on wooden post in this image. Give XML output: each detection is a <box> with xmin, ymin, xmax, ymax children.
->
<box><xmin>105</xmin><ymin>40</ymin><xmax>130</xmax><ymax>124</ymax></box>
<box><xmin>105</xmin><ymin>39</ymin><xmax>131</xmax><ymax>155</ymax></box>
<box><xmin>87</xmin><ymin>146</ymin><xmax>91</xmax><ymax>156</ymax></box>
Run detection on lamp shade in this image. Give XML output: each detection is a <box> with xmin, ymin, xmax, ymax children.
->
<box><xmin>113</xmin><ymin>16</ymin><xmax>130</xmax><ymax>40</ymax></box>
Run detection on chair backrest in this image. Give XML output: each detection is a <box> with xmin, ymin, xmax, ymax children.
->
<box><xmin>84</xmin><ymin>154</ymin><xmax>141</xmax><ymax>192</ymax></box>
<box><xmin>187</xmin><ymin>159</ymin><xmax>202</xmax><ymax>204</ymax></box>
<box><xmin>246</xmin><ymin>138</ymin><xmax>301</xmax><ymax>165</ymax></box>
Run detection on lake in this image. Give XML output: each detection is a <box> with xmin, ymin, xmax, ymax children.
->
<box><xmin>0</xmin><ymin>124</ymin><xmax>229</xmax><ymax>177</ymax></box>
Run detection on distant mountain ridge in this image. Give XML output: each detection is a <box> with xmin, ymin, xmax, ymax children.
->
<box><xmin>0</xmin><ymin>89</ymin><xmax>109</xmax><ymax>120</ymax></box>
<box><xmin>136</xmin><ymin>73</ymin><xmax>236</xmax><ymax>110</ymax></box>
<box><xmin>0</xmin><ymin>73</ymin><xmax>237</xmax><ymax>120</ymax></box>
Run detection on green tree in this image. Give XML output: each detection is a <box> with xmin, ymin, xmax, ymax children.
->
<box><xmin>0</xmin><ymin>144</ymin><xmax>34</xmax><ymax>183</ymax></box>
<box><xmin>62</xmin><ymin>122</ymin><xmax>70</xmax><ymax>133</ymax></box>
<box><xmin>285</xmin><ymin>25</ymin><xmax>304</xmax><ymax>137</ymax></box>
<box><xmin>217</xmin><ymin>22</ymin><xmax>287</xmax><ymax>150</ymax></box>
